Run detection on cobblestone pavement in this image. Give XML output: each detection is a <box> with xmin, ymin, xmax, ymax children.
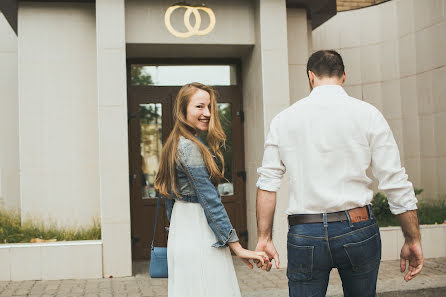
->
<box><xmin>0</xmin><ymin>258</ymin><xmax>445</xmax><ymax>297</ymax></box>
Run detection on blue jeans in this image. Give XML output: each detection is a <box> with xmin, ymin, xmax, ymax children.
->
<box><xmin>287</xmin><ymin>210</ymin><xmax>381</xmax><ymax>297</ymax></box>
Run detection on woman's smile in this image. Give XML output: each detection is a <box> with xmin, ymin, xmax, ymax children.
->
<box><xmin>187</xmin><ymin>89</ymin><xmax>212</xmax><ymax>134</ymax></box>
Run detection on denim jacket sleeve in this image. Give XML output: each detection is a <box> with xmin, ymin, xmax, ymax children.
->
<box><xmin>177</xmin><ymin>137</ymin><xmax>239</xmax><ymax>247</ymax></box>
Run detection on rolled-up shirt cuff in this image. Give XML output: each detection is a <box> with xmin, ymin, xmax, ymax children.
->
<box><xmin>389</xmin><ymin>199</ymin><xmax>418</xmax><ymax>215</ymax></box>
<box><xmin>212</xmin><ymin>228</ymin><xmax>239</xmax><ymax>248</ymax></box>
<box><xmin>256</xmin><ymin>177</ymin><xmax>280</xmax><ymax>192</ymax></box>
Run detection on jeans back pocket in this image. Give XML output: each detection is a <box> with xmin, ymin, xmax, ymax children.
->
<box><xmin>287</xmin><ymin>243</ymin><xmax>313</xmax><ymax>281</ymax></box>
<box><xmin>343</xmin><ymin>233</ymin><xmax>381</xmax><ymax>272</ymax></box>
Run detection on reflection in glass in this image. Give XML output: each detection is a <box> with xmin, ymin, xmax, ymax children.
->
<box><xmin>131</xmin><ymin>65</ymin><xmax>237</xmax><ymax>86</ymax></box>
<box><xmin>204</xmin><ymin>103</ymin><xmax>234</xmax><ymax>196</ymax></box>
<box><xmin>131</xmin><ymin>65</ymin><xmax>154</xmax><ymax>86</ymax></box>
<box><xmin>140</xmin><ymin>104</ymin><xmax>162</xmax><ymax>199</ymax></box>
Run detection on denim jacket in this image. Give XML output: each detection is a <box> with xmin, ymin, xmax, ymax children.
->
<box><xmin>165</xmin><ymin>136</ymin><xmax>239</xmax><ymax>248</ymax></box>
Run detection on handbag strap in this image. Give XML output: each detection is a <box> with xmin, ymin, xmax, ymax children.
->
<box><xmin>151</xmin><ymin>194</ymin><xmax>162</xmax><ymax>250</ymax></box>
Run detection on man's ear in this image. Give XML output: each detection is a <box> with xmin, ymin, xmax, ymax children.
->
<box><xmin>308</xmin><ymin>71</ymin><xmax>315</xmax><ymax>87</ymax></box>
<box><xmin>341</xmin><ymin>72</ymin><xmax>346</xmax><ymax>84</ymax></box>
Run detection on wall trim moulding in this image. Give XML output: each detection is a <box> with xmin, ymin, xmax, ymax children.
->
<box><xmin>0</xmin><ymin>240</ymin><xmax>103</xmax><ymax>281</ymax></box>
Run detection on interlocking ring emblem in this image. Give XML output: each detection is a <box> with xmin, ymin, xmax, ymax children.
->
<box><xmin>164</xmin><ymin>5</ymin><xmax>216</xmax><ymax>38</ymax></box>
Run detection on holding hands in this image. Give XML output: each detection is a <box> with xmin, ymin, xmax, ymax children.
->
<box><xmin>254</xmin><ymin>238</ymin><xmax>280</xmax><ymax>271</ymax></box>
<box><xmin>228</xmin><ymin>242</ymin><xmax>270</xmax><ymax>269</ymax></box>
<box><xmin>228</xmin><ymin>238</ymin><xmax>280</xmax><ymax>271</ymax></box>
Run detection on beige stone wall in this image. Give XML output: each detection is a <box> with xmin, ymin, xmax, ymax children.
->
<box><xmin>312</xmin><ymin>0</ymin><xmax>446</xmax><ymax>199</ymax></box>
<box><xmin>125</xmin><ymin>0</ymin><xmax>255</xmax><ymax>45</ymax></box>
<box><xmin>287</xmin><ymin>8</ymin><xmax>311</xmax><ymax>104</ymax></box>
<box><xmin>337</xmin><ymin>0</ymin><xmax>389</xmax><ymax>11</ymax></box>
<box><xmin>0</xmin><ymin>13</ymin><xmax>20</xmax><ymax>212</ymax></box>
<box><xmin>18</xmin><ymin>3</ymin><xmax>100</xmax><ymax>227</ymax></box>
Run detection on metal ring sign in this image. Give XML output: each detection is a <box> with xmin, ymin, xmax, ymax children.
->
<box><xmin>164</xmin><ymin>5</ymin><xmax>216</xmax><ymax>38</ymax></box>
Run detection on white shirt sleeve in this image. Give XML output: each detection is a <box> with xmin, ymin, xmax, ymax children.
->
<box><xmin>369</xmin><ymin>109</ymin><xmax>418</xmax><ymax>215</ymax></box>
<box><xmin>256</xmin><ymin>117</ymin><xmax>286</xmax><ymax>192</ymax></box>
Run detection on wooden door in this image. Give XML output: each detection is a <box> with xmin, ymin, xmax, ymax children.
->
<box><xmin>128</xmin><ymin>86</ymin><xmax>177</xmax><ymax>260</ymax></box>
<box><xmin>128</xmin><ymin>68</ymin><xmax>247</xmax><ymax>260</ymax></box>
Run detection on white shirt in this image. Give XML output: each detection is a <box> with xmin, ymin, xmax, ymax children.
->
<box><xmin>256</xmin><ymin>85</ymin><xmax>417</xmax><ymax>215</ymax></box>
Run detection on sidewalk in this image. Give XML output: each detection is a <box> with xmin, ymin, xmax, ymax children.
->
<box><xmin>1</xmin><ymin>258</ymin><xmax>445</xmax><ymax>297</ymax></box>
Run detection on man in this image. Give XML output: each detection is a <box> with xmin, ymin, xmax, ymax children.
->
<box><xmin>255</xmin><ymin>50</ymin><xmax>423</xmax><ymax>297</ymax></box>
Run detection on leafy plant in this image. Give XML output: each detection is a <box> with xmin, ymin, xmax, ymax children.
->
<box><xmin>371</xmin><ymin>188</ymin><xmax>446</xmax><ymax>227</ymax></box>
<box><xmin>371</xmin><ymin>192</ymin><xmax>398</xmax><ymax>226</ymax></box>
<box><xmin>417</xmin><ymin>199</ymin><xmax>446</xmax><ymax>225</ymax></box>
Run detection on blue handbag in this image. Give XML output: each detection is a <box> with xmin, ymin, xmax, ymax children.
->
<box><xmin>149</xmin><ymin>195</ymin><xmax>168</xmax><ymax>278</ymax></box>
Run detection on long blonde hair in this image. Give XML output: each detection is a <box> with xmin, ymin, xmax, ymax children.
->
<box><xmin>154</xmin><ymin>83</ymin><xmax>226</xmax><ymax>198</ymax></box>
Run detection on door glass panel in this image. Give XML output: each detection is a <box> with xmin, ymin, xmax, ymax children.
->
<box><xmin>140</xmin><ymin>103</ymin><xmax>162</xmax><ymax>199</ymax></box>
<box><xmin>131</xmin><ymin>65</ymin><xmax>237</xmax><ymax>86</ymax></box>
<box><xmin>218</xmin><ymin>103</ymin><xmax>233</xmax><ymax>196</ymax></box>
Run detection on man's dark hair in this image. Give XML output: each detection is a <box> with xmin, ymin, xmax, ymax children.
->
<box><xmin>306</xmin><ymin>50</ymin><xmax>344</xmax><ymax>78</ymax></box>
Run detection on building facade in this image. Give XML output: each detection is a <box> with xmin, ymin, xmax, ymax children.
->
<box><xmin>0</xmin><ymin>0</ymin><xmax>445</xmax><ymax>280</ymax></box>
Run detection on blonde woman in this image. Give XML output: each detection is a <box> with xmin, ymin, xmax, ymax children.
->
<box><xmin>154</xmin><ymin>83</ymin><xmax>267</xmax><ymax>297</ymax></box>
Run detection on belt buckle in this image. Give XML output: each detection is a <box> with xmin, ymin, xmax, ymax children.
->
<box><xmin>348</xmin><ymin>207</ymin><xmax>369</xmax><ymax>223</ymax></box>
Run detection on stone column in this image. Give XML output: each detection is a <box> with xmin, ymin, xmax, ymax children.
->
<box><xmin>243</xmin><ymin>0</ymin><xmax>291</xmax><ymax>266</ymax></box>
<box><xmin>96</xmin><ymin>0</ymin><xmax>132</xmax><ymax>277</ymax></box>
<box><xmin>287</xmin><ymin>8</ymin><xmax>311</xmax><ymax>104</ymax></box>
<box><xmin>0</xmin><ymin>12</ymin><xmax>19</xmax><ymax>212</ymax></box>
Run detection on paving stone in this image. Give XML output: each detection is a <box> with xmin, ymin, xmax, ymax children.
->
<box><xmin>139</xmin><ymin>288</ymin><xmax>155</xmax><ymax>297</ymax></box>
<box><xmin>70</xmin><ymin>287</ymin><xmax>85</xmax><ymax>294</ymax></box>
<box><xmin>0</xmin><ymin>257</ymin><xmax>444</xmax><ymax>297</ymax></box>
<box><xmin>30</xmin><ymin>288</ymin><xmax>46</xmax><ymax>293</ymax></box>
<box><xmin>0</xmin><ymin>290</ymin><xmax>15</xmax><ymax>297</ymax></box>
<box><xmin>14</xmin><ymin>288</ymin><xmax>31</xmax><ymax>295</ymax></box>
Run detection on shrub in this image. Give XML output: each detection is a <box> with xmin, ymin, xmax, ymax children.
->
<box><xmin>371</xmin><ymin>192</ymin><xmax>398</xmax><ymax>226</ymax></box>
<box><xmin>371</xmin><ymin>189</ymin><xmax>446</xmax><ymax>227</ymax></box>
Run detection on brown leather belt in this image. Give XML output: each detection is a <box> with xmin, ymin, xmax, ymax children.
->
<box><xmin>288</xmin><ymin>206</ymin><xmax>371</xmax><ymax>225</ymax></box>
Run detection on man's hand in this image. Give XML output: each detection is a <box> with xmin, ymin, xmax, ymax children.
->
<box><xmin>397</xmin><ymin>210</ymin><xmax>423</xmax><ymax>282</ymax></box>
<box><xmin>254</xmin><ymin>238</ymin><xmax>280</xmax><ymax>271</ymax></box>
<box><xmin>255</xmin><ymin>189</ymin><xmax>278</xmax><ymax>271</ymax></box>
<box><xmin>400</xmin><ymin>240</ymin><xmax>423</xmax><ymax>282</ymax></box>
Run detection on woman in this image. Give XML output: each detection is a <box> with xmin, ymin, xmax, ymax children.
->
<box><xmin>154</xmin><ymin>83</ymin><xmax>267</xmax><ymax>297</ymax></box>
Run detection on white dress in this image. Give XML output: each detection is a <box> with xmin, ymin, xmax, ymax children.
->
<box><xmin>167</xmin><ymin>199</ymin><xmax>241</xmax><ymax>297</ymax></box>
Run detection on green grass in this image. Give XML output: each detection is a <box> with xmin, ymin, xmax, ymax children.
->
<box><xmin>372</xmin><ymin>190</ymin><xmax>446</xmax><ymax>227</ymax></box>
<box><xmin>0</xmin><ymin>209</ymin><xmax>101</xmax><ymax>244</ymax></box>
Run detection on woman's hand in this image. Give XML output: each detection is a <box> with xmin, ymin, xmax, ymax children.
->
<box><xmin>228</xmin><ymin>242</ymin><xmax>269</xmax><ymax>269</ymax></box>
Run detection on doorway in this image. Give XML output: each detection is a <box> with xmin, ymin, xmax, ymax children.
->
<box><xmin>127</xmin><ymin>61</ymin><xmax>248</xmax><ymax>260</ymax></box>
